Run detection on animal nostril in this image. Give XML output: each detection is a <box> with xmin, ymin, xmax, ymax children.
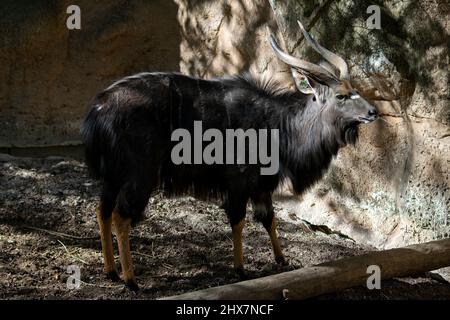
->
<box><xmin>368</xmin><ymin>109</ymin><xmax>378</xmax><ymax>117</ymax></box>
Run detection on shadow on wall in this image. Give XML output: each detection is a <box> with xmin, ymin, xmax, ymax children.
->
<box><xmin>0</xmin><ymin>0</ymin><xmax>181</xmax><ymax>149</ymax></box>
<box><xmin>287</xmin><ymin>0</ymin><xmax>450</xmax><ymax>244</ymax></box>
<box><xmin>176</xmin><ymin>0</ymin><xmax>278</xmax><ymax>78</ymax></box>
<box><xmin>314</xmin><ymin>2</ymin><xmax>448</xmax><ymax>187</ymax></box>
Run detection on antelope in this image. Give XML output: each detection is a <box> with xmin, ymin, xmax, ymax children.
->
<box><xmin>82</xmin><ymin>20</ymin><xmax>378</xmax><ymax>290</ymax></box>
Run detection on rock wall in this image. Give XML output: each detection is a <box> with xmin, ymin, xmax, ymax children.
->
<box><xmin>1</xmin><ymin>0</ymin><xmax>448</xmax><ymax>248</ymax></box>
<box><xmin>177</xmin><ymin>0</ymin><xmax>449</xmax><ymax>248</ymax></box>
<box><xmin>0</xmin><ymin>0</ymin><xmax>180</xmax><ymax>147</ymax></box>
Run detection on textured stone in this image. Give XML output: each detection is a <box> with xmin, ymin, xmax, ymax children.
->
<box><xmin>177</xmin><ymin>0</ymin><xmax>449</xmax><ymax>248</ymax></box>
<box><xmin>0</xmin><ymin>0</ymin><xmax>180</xmax><ymax>147</ymax></box>
<box><xmin>1</xmin><ymin>0</ymin><xmax>448</xmax><ymax>248</ymax></box>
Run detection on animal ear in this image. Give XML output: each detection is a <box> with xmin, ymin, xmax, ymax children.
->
<box><xmin>291</xmin><ymin>68</ymin><xmax>315</xmax><ymax>94</ymax></box>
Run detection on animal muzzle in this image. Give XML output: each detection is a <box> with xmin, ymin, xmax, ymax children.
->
<box><xmin>357</xmin><ymin>107</ymin><xmax>378</xmax><ymax>124</ymax></box>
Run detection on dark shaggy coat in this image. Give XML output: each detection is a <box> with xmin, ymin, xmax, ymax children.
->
<box><xmin>82</xmin><ymin>72</ymin><xmax>355</xmax><ymax>228</ymax></box>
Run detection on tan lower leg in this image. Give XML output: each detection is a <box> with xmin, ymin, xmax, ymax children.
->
<box><xmin>232</xmin><ymin>219</ymin><xmax>245</xmax><ymax>271</ymax></box>
<box><xmin>96</xmin><ymin>208</ymin><xmax>116</xmax><ymax>274</ymax></box>
<box><xmin>268</xmin><ymin>217</ymin><xmax>285</xmax><ymax>263</ymax></box>
<box><xmin>112</xmin><ymin>210</ymin><xmax>136</xmax><ymax>285</ymax></box>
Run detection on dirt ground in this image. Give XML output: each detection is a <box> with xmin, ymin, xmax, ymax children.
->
<box><xmin>0</xmin><ymin>154</ymin><xmax>449</xmax><ymax>300</ymax></box>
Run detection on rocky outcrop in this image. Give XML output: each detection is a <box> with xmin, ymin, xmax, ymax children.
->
<box><xmin>1</xmin><ymin>0</ymin><xmax>448</xmax><ymax>248</ymax></box>
<box><xmin>177</xmin><ymin>0</ymin><xmax>449</xmax><ymax>248</ymax></box>
<box><xmin>271</xmin><ymin>0</ymin><xmax>449</xmax><ymax>248</ymax></box>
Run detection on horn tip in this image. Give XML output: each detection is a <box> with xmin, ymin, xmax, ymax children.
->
<box><xmin>297</xmin><ymin>20</ymin><xmax>306</xmax><ymax>31</ymax></box>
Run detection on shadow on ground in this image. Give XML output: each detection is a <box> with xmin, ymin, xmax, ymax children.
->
<box><xmin>0</xmin><ymin>155</ymin><xmax>449</xmax><ymax>299</ymax></box>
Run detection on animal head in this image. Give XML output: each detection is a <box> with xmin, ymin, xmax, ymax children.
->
<box><xmin>269</xmin><ymin>21</ymin><xmax>378</xmax><ymax>135</ymax></box>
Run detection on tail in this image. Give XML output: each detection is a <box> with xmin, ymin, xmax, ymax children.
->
<box><xmin>81</xmin><ymin>105</ymin><xmax>109</xmax><ymax>179</ymax></box>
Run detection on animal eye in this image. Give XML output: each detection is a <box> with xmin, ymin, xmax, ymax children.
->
<box><xmin>336</xmin><ymin>94</ymin><xmax>346</xmax><ymax>101</ymax></box>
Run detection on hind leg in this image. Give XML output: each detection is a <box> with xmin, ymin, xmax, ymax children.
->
<box><xmin>97</xmin><ymin>184</ymin><xmax>120</xmax><ymax>281</ymax></box>
<box><xmin>112</xmin><ymin>209</ymin><xmax>138</xmax><ymax>291</ymax></box>
<box><xmin>252</xmin><ymin>193</ymin><xmax>287</xmax><ymax>265</ymax></box>
<box><xmin>97</xmin><ymin>210</ymin><xmax>120</xmax><ymax>281</ymax></box>
<box><xmin>114</xmin><ymin>176</ymin><xmax>154</xmax><ymax>291</ymax></box>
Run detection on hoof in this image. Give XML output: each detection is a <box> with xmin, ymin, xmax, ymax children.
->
<box><xmin>105</xmin><ymin>270</ymin><xmax>120</xmax><ymax>282</ymax></box>
<box><xmin>234</xmin><ymin>268</ymin><xmax>248</xmax><ymax>280</ymax></box>
<box><xmin>125</xmin><ymin>279</ymin><xmax>139</xmax><ymax>292</ymax></box>
<box><xmin>276</xmin><ymin>256</ymin><xmax>288</xmax><ymax>266</ymax></box>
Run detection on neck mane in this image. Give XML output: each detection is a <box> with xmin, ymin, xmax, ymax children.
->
<box><xmin>230</xmin><ymin>75</ymin><xmax>358</xmax><ymax>194</ymax></box>
<box><xmin>273</xmin><ymin>95</ymin><xmax>347</xmax><ymax>194</ymax></box>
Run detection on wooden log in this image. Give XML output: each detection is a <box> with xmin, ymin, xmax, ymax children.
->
<box><xmin>162</xmin><ymin>238</ymin><xmax>450</xmax><ymax>300</ymax></box>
